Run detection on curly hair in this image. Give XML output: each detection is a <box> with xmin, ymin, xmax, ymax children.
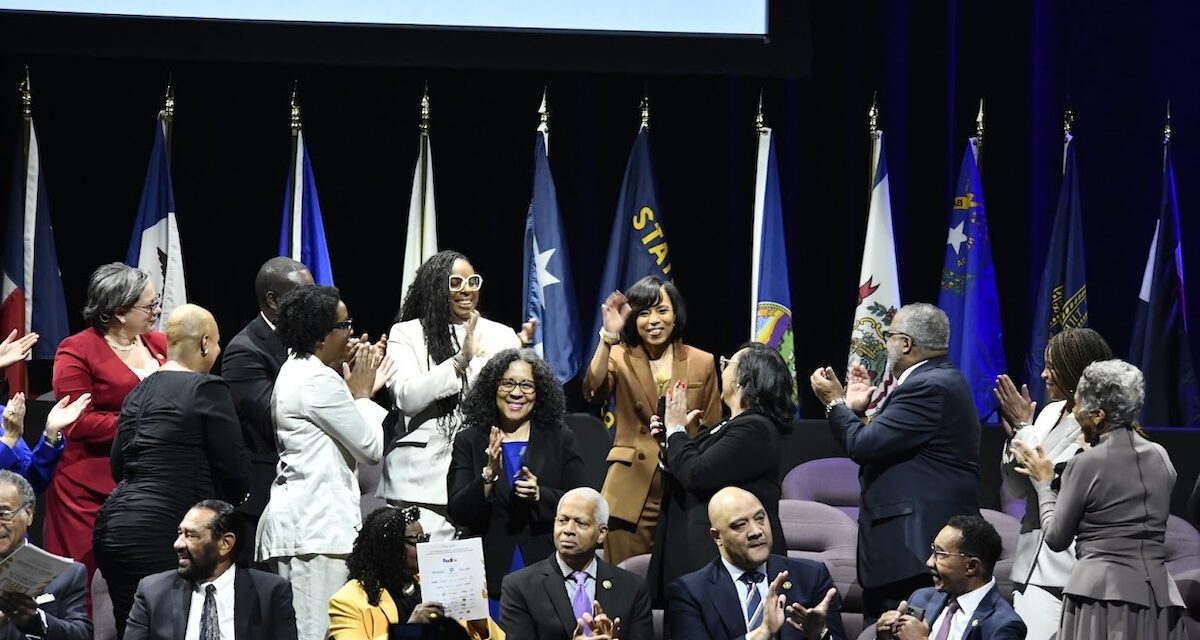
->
<box><xmin>460</xmin><ymin>349</ymin><xmax>566</xmax><ymax>435</ymax></box>
<box><xmin>347</xmin><ymin>506</ymin><xmax>421</xmax><ymax>608</ymax></box>
<box><xmin>732</xmin><ymin>341</ymin><xmax>796</xmax><ymax>427</ymax></box>
<box><xmin>1076</xmin><ymin>359</ymin><xmax>1145</xmax><ymax>428</ymax></box>
<box><xmin>620</xmin><ymin>276</ymin><xmax>688</xmax><ymax>348</ymax></box>
<box><xmin>1046</xmin><ymin>328</ymin><xmax>1113</xmax><ymax>401</ymax></box>
<box><xmin>275</xmin><ymin>285</ymin><xmax>341</xmax><ymax>357</ymax></box>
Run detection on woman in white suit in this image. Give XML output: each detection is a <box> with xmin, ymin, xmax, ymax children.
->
<box><xmin>377</xmin><ymin>250</ymin><xmax>533</xmax><ymax>540</ymax></box>
<box><xmin>256</xmin><ymin>285</ymin><xmax>394</xmax><ymax>640</ymax></box>
<box><xmin>995</xmin><ymin>327</ymin><xmax>1112</xmax><ymax>640</ymax></box>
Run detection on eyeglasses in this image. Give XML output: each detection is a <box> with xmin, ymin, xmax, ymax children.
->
<box><xmin>930</xmin><ymin>543</ymin><xmax>975</xmax><ymax>561</ymax></box>
<box><xmin>448</xmin><ymin>274</ymin><xmax>484</xmax><ymax>292</ymax></box>
<box><xmin>0</xmin><ymin>502</ymin><xmax>31</xmax><ymax>522</ymax></box>
<box><xmin>132</xmin><ymin>295</ymin><xmax>163</xmax><ymax>313</ymax></box>
<box><xmin>498</xmin><ymin>379</ymin><xmax>537</xmax><ymax>395</ymax></box>
<box><xmin>331</xmin><ymin>319</ymin><xmax>354</xmax><ymax>333</ymax></box>
<box><xmin>405</xmin><ymin>533</ymin><xmax>431</xmax><ymax>545</ymax></box>
<box><xmin>883</xmin><ymin>330</ymin><xmax>911</xmax><ymax>341</ymax></box>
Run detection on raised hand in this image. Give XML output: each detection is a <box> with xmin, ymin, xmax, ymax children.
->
<box><xmin>519</xmin><ymin>317</ymin><xmax>538</xmax><ymax>347</ymax></box>
<box><xmin>1010</xmin><ymin>439</ymin><xmax>1055</xmax><ymax>483</ymax></box>
<box><xmin>845</xmin><ymin>363</ymin><xmax>876</xmax><ymax>414</ymax></box>
<box><xmin>754</xmin><ymin>570</ymin><xmax>790</xmax><ymax>638</ymax></box>
<box><xmin>484</xmin><ymin>427</ymin><xmax>504</xmax><ymax>479</ymax></box>
<box><xmin>461</xmin><ymin>311</ymin><xmax>482</xmax><ymax>361</ymax></box>
<box><xmin>2</xmin><ymin>393</ymin><xmax>26</xmax><ymax>447</ymax></box>
<box><xmin>808</xmin><ymin>367</ymin><xmax>846</xmax><ymax>407</ymax></box>
<box><xmin>601</xmin><ymin>291</ymin><xmax>631</xmax><ymax>336</ymax></box>
<box><xmin>0</xmin><ymin>330</ymin><xmax>37</xmax><ymax>370</ymax></box>
<box><xmin>993</xmin><ymin>374</ymin><xmax>1036</xmax><ymax>438</ymax></box>
<box><xmin>785</xmin><ymin>587</ymin><xmax>837</xmax><ymax>640</ymax></box>
<box><xmin>373</xmin><ymin>355</ymin><xmax>397</xmax><ymax>395</ymax></box>
<box><xmin>343</xmin><ymin>342</ymin><xmax>379</xmax><ymax>399</ymax></box>
<box><xmin>45</xmin><ymin>393</ymin><xmax>91</xmax><ymax>442</ymax></box>
<box><xmin>664</xmin><ymin>380</ymin><xmax>702</xmax><ymax>433</ymax></box>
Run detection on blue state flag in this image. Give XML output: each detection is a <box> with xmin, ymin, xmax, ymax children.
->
<box><xmin>127</xmin><ymin>111</ymin><xmax>187</xmax><ymax>329</ymax></box>
<box><xmin>938</xmin><ymin>139</ymin><xmax>1004</xmax><ymax>417</ymax></box>
<box><xmin>1129</xmin><ymin>145</ymin><xmax>1199</xmax><ymax>426</ymax></box>
<box><xmin>279</xmin><ymin>128</ymin><xmax>334</xmax><ymax>286</ymax></box>
<box><xmin>522</xmin><ymin>130</ymin><xmax>581</xmax><ymax>383</ymax></box>
<box><xmin>1024</xmin><ymin>135</ymin><xmax>1088</xmax><ymax>405</ymax></box>
<box><xmin>751</xmin><ymin>125</ymin><xmax>794</xmax><ymax>379</ymax></box>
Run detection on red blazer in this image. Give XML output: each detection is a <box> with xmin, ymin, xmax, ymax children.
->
<box><xmin>47</xmin><ymin>328</ymin><xmax>168</xmax><ymax>571</ymax></box>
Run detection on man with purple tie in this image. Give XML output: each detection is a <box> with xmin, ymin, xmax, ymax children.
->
<box><xmin>499</xmin><ymin>488</ymin><xmax>654</xmax><ymax>640</ymax></box>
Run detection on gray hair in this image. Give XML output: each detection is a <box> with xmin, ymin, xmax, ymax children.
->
<box><xmin>560</xmin><ymin>487</ymin><xmax>609</xmax><ymax>527</ymax></box>
<box><xmin>894</xmin><ymin>303</ymin><xmax>950</xmax><ymax>351</ymax></box>
<box><xmin>1076</xmin><ymin>359</ymin><xmax>1145</xmax><ymax>427</ymax></box>
<box><xmin>81</xmin><ymin>263</ymin><xmax>149</xmax><ymax>331</ymax></box>
<box><xmin>0</xmin><ymin>470</ymin><xmax>35</xmax><ymax>508</ymax></box>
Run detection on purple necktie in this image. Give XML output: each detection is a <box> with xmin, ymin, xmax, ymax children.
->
<box><xmin>570</xmin><ymin>571</ymin><xmax>592</xmax><ymax>636</ymax></box>
<box><xmin>932</xmin><ymin>598</ymin><xmax>960</xmax><ymax>640</ymax></box>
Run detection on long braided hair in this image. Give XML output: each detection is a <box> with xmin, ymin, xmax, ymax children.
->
<box><xmin>347</xmin><ymin>506</ymin><xmax>422</xmax><ymax>610</ymax></box>
<box><xmin>397</xmin><ymin>250</ymin><xmax>470</xmax><ymax>442</ymax></box>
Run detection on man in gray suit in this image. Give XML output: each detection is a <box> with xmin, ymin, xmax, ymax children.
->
<box><xmin>811</xmin><ymin>303</ymin><xmax>981</xmax><ymax>621</ymax></box>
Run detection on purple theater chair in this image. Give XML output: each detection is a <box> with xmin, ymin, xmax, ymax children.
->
<box><xmin>781</xmin><ymin>457</ymin><xmax>862</xmax><ymax>521</ymax></box>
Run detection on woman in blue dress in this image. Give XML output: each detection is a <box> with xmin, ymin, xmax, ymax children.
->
<box><xmin>447</xmin><ymin>348</ymin><xmax>587</xmax><ymax>619</ymax></box>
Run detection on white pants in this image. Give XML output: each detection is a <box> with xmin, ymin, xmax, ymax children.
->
<box><xmin>272</xmin><ymin>554</ymin><xmax>349</xmax><ymax>640</ymax></box>
<box><xmin>1013</xmin><ymin>584</ymin><xmax>1064</xmax><ymax>640</ymax></box>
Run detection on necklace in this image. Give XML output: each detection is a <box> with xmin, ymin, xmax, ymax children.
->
<box><xmin>105</xmin><ymin>336</ymin><xmax>137</xmax><ymax>352</ymax></box>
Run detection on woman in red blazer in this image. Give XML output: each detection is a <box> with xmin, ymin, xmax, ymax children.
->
<box><xmin>49</xmin><ymin>263</ymin><xmax>167</xmax><ymax>581</ymax></box>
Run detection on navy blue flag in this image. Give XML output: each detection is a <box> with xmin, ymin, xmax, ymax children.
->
<box><xmin>938</xmin><ymin>139</ymin><xmax>1005</xmax><ymax>417</ymax></box>
<box><xmin>1024</xmin><ymin>135</ymin><xmax>1088</xmax><ymax>405</ymax></box>
<box><xmin>1129</xmin><ymin>145</ymin><xmax>1199</xmax><ymax>426</ymax></box>
<box><xmin>522</xmin><ymin>130</ymin><xmax>581</xmax><ymax>383</ymax></box>
<box><xmin>586</xmin><ymin>128</ymin><xmax>673</xmax><ymax>429</ymax></box>
<box><xmin>279</xmin><ymin>128</ymin><xmax>334</xmax><ymax>286</ymax></box>
<box><xmin>127</xmin><ymin>111</ymin><xmax>187</xmax><ymax>329</ymax></box>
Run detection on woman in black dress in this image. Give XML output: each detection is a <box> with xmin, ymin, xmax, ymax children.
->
<box><xmin>93</xmin><ymin>304</ymin><xmax>250</xmax><ymax>637</ymax></box>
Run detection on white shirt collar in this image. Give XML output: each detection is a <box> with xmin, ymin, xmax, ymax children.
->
<box><xmin>719</xmin><ymin>556</ymin><xmax>767</xmax><ymax>584</ymax></box>
<box><xmin>556</xmin><ymin>554</ymin><xmax>598</xmax><ymax>580</ymax></box>
<box><xmin>894</xmin><ymin>359</ymin><xmax>929</xmax><ymax>387</ymax></box>
<box><xmin>260</xmin><ymin>311</ymin><xmax>276</xmax><ymax>332</ymax></box>
<box><xmin>949</xmin><ymin>577</ymin><xmax>995</xmax><ymax>623</ymax></box>
<box><xmin>194</xmin><ymin>564</ymin><xmax>237</xmax><ymax>593</ymax></box>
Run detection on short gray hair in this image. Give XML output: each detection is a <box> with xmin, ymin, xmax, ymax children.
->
<box><xmin>560</xmin><ymin>487</ymin><xmax>609</xmax><ymax>527</ymax></box>
<box><xmin>1076</xmin><ymin>359</ymin><xmax>1145</xmax><ymax>427</ymax></box>
<box><xmin>894</xmin><ymin>303</ymin><xmax>950</xmax><ymax>351</ymax></box>
<box><xmin>0</xmin><ymin>470</ymin><xmax>35</xmax><ymax>508</ymax></box>
<box><xmin>81</xmin><ymin>263</ymin><xmax>149</xmax><ymax>331</ymax></box>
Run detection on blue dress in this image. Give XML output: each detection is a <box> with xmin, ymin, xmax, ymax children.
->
<box><xmin>487</xmin><ymin>440</ymin><xmax>529</xmax><ymax>619</ymax></box>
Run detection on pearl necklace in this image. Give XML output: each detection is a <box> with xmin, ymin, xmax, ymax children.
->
<box><xmin>105</xmin><ymin>336</ymin><xmax>137</xmax><ymax>352</ymax></box>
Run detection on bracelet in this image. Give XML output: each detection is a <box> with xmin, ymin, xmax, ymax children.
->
<box><xmin>452</xmin><ymin>354</ymin><xmax>469</xmax><ymax>375</ymax></box>
<box><xmin>481</xmin><ymin>466</ymin><xmax>500</xmax><ymax>484</ymax></box>
<box><xmin>598</xmin><ymin>329</ymin><xmax>621</xmax><ymax>346</ymax></box>
<box><xmin>824</xmin><ymin>397</ymin><xmax>846</xmax><ymax>416</ymax></box>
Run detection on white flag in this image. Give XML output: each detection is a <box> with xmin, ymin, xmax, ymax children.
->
<box><xmin>401</xmin><ymin>130</ymin><xmax>438</xmax><ymax>298</ymax></box>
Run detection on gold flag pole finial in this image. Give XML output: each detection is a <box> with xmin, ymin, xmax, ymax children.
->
<box><xmin>756</xmin><ymin>89</ymin><xmax>766</xmax><ymax>134</ymax></box>
<box><xmin>868</xmin><ymin>92</ymin><xmax>879</xmax><ymax>137</ymax></box>
<box><xmin>19</xmin><ymin>67</ymin><xmax>31</xmax><ymax>118</ymax></box>
<box><xmin>1164</xmin><ymin>100</ymin><xmax>1172</xmax><ymax>146</ymax></box>
<box><xmin>639</xmin><ymin>90</ymin><xmax>650</xmax><ymax>130</ymax></box>
<box><xmin>1063</xmin><ymin>106</ymin><xmax>1074</xmax><ymax>141</ymax></box>
<box><xmin>164</xmin><ymin>76</ymin><xmax>175</xmax><ymax>120</ymax></box>
<box><xmin>538</xmin><ymin>86</ymin><xmax>550</xmax><ymax>130</ymax></box>
<box><xmin>419</xmin><ymin>83</ymin><xmax>430</xmax><ymax>134</ymax></box>
<box><xmin>290</xmin><ymin>82</ymin><xmax>302</xmax><ymax>133</ymax></box>
<box><xmin>975</xmin><ymin>98</ymin><xmax>985</xmax><ymax>144</ymax></box>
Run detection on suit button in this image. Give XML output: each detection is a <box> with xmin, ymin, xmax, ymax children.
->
<box><xmin>638</xmin><ymin>452</ymin><xmax>646</xmax><ymax>460</ymax></box>
<box><xmin>634</xmin><ymin>402</ymin><xmax>644</xmax><ymax>411</ymax></box>
<box><xmin>640</xmin><ymin>427</ymin><xmax>648</xmax><ymax>434</ymax></box>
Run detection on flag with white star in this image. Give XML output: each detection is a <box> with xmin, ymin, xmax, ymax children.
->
<box><xmin>937</xmin><ymin>138</ymin><xmax>1004</xmax><ymax>417</ymax></box>
<box><xmin>522</xmin><ymin>130</ymin><xmax>581</xmax><ymax>383</ymax></box>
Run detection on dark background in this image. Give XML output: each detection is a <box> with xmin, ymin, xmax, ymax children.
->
<box><xmin>0</xmin><ymin>0</ymin><xmax>1197</xmax><ymax>422</ymax></box>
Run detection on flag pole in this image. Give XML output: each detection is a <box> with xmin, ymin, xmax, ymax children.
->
<box><xmin>1163</xmin><ymin>100</ymin><xmax>1172</xmax><ymax>168</ymax></box>
<box><xmin>163</xmin><ymin>76</ymin><xmax>175</xmax><ymax>161</ymax></box>
<box><xmin>19</xmin><ymin>68</ymin><xmax>32</xmax><ymax>158</ymax></box>
<box><xmin>538</xmin><ymin>86</ymin><xmax>550</xmax><ymax>152</ymax></box>
<box><xmin>639</xmin><ymin>90</ymin><xmax>650</xmax><ymax>131</ymax></box>
<box><xmin>973</xmin><ymin>98</ymin><xmax>984</xmax><ymax>169</ymax></box>
<box><xmin>867</xmin><ymin>92</ymin><xmax>879</xmax><ymax>194</ymax></box>
<box><xmin>419</xmin><ymin>82</ymin><xmax>430</xmax><ymax>134</ymax></box>
<box><xmin>756</xmin><ymin>89</ymin><xmax>766</xmax><ymax>135</ymax></box>
<box><xmin>287</xmin><ymin>83</ymin><xmax>302</xmax><ymax>262</ymax></box>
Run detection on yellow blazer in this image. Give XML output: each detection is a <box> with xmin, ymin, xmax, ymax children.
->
<box><xmin>328</xmin><ymin>580</ymin><xmax>505</xmax><ymax>640</ymax></box>
<box><xmin>582</xmin><ymin>342</ymin><xmax>721</xmax><ymax>524</ymax></box>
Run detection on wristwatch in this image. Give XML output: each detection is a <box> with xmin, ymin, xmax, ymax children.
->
<box><xmin>481</xmin><ymin>467</ymin><xmax>500</xmax><ymax>484</ymax></box>
<box><xmin>824</xmin><ymin>397</ymin><xmax>846</xmax><ymax>416</ymax></box>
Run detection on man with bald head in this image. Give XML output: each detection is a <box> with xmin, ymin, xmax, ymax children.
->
<box><xmin>667</xmin><ymin>487</ymin><xmax>844</xmax><ymax>640</ymax></box>
<box><xmin>221</xmin><ymin>257</ymin><xmax>313</xmax><ymax>561</ymax></box>
<box><xmin>500</xmin><ymin>487</ymin><xmax>654</xmax><ymax>640</ymax></box>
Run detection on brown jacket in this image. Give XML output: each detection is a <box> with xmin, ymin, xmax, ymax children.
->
<box><xmin>582</xmin><ymin>342</ymin><xmax>720</xmax><ymax>523</ymax></box>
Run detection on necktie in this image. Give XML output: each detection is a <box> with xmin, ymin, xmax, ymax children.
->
<box><xmin>570</xmin><ymin>571</ymin><xmax>592</xmax><ymax>637</ymax></box>
<box><xmin>740</xmin><ymin>571</ymin><xmax>766</xmax><ymax>631</ymax></box>
<box><xmin>932</xmin><ymin>598</ymin><xmax>960</xmax><ymax>640</ymax></box>
<box><xmin>200</xmin><ymin>584</ymin><xmax>219</xmax><ymax>640</ymax></box>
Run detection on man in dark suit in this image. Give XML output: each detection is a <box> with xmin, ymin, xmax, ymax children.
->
<box><xmin>877</xmin><ymin>515</ymin><xmax>1025</xmax><ymax>640</ymax></box>
<box><xmin>500</xmin><ymin>487</ymin><xmax>654</xmax><ymax>640</ymax></box>
<box><xmin>811</xmin><ymin>303</ymin><xmax>981</xmax><ymax>620</ymax></box>
<box><xmin>667</xmin><ymin>487</ymin><xmax>844</xmax><ymax>640</ymax></box>
<box><xmin>0</xmin><ymin>470</ymin><xmax>90</xmax><ymax>640</ymax></box>
<box><xmin>124</xmin><ymin>499</ymin><xmax>297</xmax><ymax>640</ymax></box>
<box><xmin>220</xmin><ymin>257</ymin><xmax>312</xmax><ymax>559</ymax></box>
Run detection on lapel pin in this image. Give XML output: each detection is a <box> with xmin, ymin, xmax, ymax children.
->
<box><xmin>971</xmin><ymin>619</ymin><xmax>979</xmax><ymax>628</ymax></box>
<box><xmin>602</xmin><ymin>580</ymin><xmax>613</xmax><ymax>590</ymax></box>
<box><xmin>782</xmin><ymin>581</ymin><xmax>792</xmax><ymax>590</ymax></box>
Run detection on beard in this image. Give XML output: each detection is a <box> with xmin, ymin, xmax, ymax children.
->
<box><xmin>177</xmin><ymin>545</ymin><xmax>219</xmax><ymax>583</ymax></box>
<box><xmin>885</xmin><ymin>342</ymin><xmax>902</xmax><ymax>377</ymax></box>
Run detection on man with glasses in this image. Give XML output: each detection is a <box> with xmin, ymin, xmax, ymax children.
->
<box><xmin>0</xmin><ymin>470</ymin><xmax>91</xmax><ymax>639</ymax></box>
<box><xmin>809</xmin><ymin>303</ymin><xmax>981</xmax><ymax>622</ymax></box>
<box><xmin>876</xmin><ymin>516</ymin><xmax>1025</xmax><ymax>639</ymax></box>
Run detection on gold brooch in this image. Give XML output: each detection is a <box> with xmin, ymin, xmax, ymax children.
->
<box><xmin>602</xmin><ymin>580</ymin><xmax>613</xmax><ymax>590</ymax></box>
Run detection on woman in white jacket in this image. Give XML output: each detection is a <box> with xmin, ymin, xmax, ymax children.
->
<box><xmin>256</xmin><ymin>285</ymin><xmax>394</xmax><ymax>640</ymax></box>
<box><xmin>378</xmin><ymin>251</ymin><xmax>533</xmax><ymax>540</ymax></box>
<box><xmin>995</xmin><ymin>327</ymin><xmax>1112</xmax><ymax>640</ymax></box>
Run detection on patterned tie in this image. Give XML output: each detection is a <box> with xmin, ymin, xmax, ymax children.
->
<box><xmin>740</xmin><ymin>571</ymin><xmax>766</xmax><ymax>631</ymax></box>
<box><xmin>200</xmin><ymin>584</ymin><xmax>219</xmax><ymax>640</ymax></box>
<box><xmin>570</xmin><ymin>571</ymin><xmax>592</xmax><ymax>637</ymax></box>
<box><xmin>932</xmin><ymin>598</ymin><xmax>960</xmax><ymax>640</ymax></box>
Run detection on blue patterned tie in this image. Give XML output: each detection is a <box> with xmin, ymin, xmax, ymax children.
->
<box><xmin>740</xmin><ymin>571</ymin><xmax>765</xmax><ymax>631</ymax></box>
<box><xmin>200</xmin><ymin>584</ymin><xmax>219</xmax><ymax>640</ymax></box>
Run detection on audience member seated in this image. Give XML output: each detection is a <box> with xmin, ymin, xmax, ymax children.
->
<box><xmin>328</xmin><ymin>505</ymin><xmax>504</xmax><ymax>639</ymax></box>
<box><xmin>0</xmin><ymin>470</ymin><xmax>91</xmax><ymax>640</ymax></box>
<box><xmin>256</xmin><ymin>285</ymin><xmax>392</xmax><ymax>640</ymax></box>
<box><xmin>448</xmin><ymin>349</ymin><xmax>587</xmax><ymax>618</ymax></box>
<box><xmin>94</xmin><ymin>304</ymin><xmax>251</xmax><ymax>637</ymax></box>
<box><xmin>649</xmin><ymin>342</ymin><xmax>794</xmax><ymax>603</ymax></box>
<box><xmin>1012</xmin><ymin>359</ymin><xmax>1189</xmax><ymax>639</ymax></box>
<box><xmin>499</xmin><ymin>488</ymin><xmax>654</xmax><ymax>640</ymax></box>
<box><xmin>124</xmin><ymin>500</ymin><xmax>297</xmax><ymax>640</ymax></box>
<box><xmin>0</xmin><ymin>391</ymin><xmax>89</xmax><ymax>494</ymax></box>
<box><xmin>875</xmin><ymin>515</ymin><xmax>1025</xmax><ymax>640</ymax></box>
<box><xmin>666</xmin><ymin>487</ymin><xmax>844</xmax><ymax>640</ymax></box>
<box><xmin>48</xmin><ymin>263</ymin><xmax>168</xmax><ymax>579</ymax></box>
<box><xmin>221</xmin><ymin>256</ymin><xmax>313</xmax><ymax>560</ymax></box>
